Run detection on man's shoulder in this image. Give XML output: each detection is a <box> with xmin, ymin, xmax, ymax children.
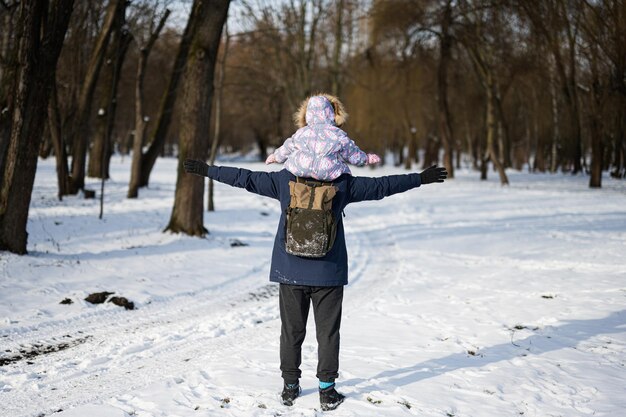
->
<box><xmin>273</xmin><ymin>168</ymin><xmax>296</xmax><ymax>181</ymax></box>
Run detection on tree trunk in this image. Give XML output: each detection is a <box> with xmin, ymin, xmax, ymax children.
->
<box><xmin>0</xmin><ymin>0</ymin><xmax>74</xmax><ymax>254</ymax></box>
<box><xmin>589</xmin><ymin>45</ymin><xmax>604</xmax><ymax>188</ymax></box>
<box><xmin>397</xmin><ymin>144</ymin><xmax>403</xmax><ymax>166</ymax></box>
<box><xmin>88</xmin><ymin>3</ymin><xmax>129</xmax><ymax>179</ymax></box>
<box><xmin>404</xmin><ymin>130</ymin><xmax>417</xmax><ymax>170</ymax></box>
<box><xmin>465</xmin><ymin>43</ymin><xmax>508</xmax><ymax>183</ymax></box>
<box><xmin>486</xmin><ymin>73</ymin><xmax>509</xmax><ymax>185</ymax></box>
<box><xmin>438</xmin><ymin>0</ymin><xmax>454</xmax><ymax>178</ymax></box>
<box><xmin>589</xmin><ymin>114</ymin><xmax>603</xmax><ymax>187</ymax></box>
<box><xmin>422</xmin><ymin>135</ymin><xmax>439</xmax><ymax>169</ymax></box>
<box><xmin>165</xmin><ymin>0</ymin><xmax>231</xmax><ymax>236</ymax></box>
<box><xmin>529</xmin><ymin>85</ymin><xmax>544</xmax><ymax>172</ymax></box>
<box><xmin>565</xmin><ymin>18</ymin><xmax>583</xmax><ymax>174</ymax></box>
<box><xmin>138</xmin><ymin>4</ymin><xmax>198</xmax><ymax>188</ymax></box>
<box><xmin>494</xmin><ymin>81</ymin><xmax>511</xmax><ymax>168</ymax></box>
<box><xmin>39</xmin><ymin>130</ymin><xmax>53</xmax><ymax>159</ymax></box>
<box><xmin>68</xmin><ymin>0</ymin><xmax>122</xmax><ymax>194</ymax></box>
<box><xmin>128</xmin><ymin>10</ymin><xmax>170</xmax><ymax>199</ymax></box>
<box><xmin>612</xmin><ymin>102</ymin><xmax>625</xmax><ymax>178</ymax></box>
<box><xmin>254</xmin><ymin>130</ymin><xmax>269</xmax><ymax>163</ymax></box>
<box><xmin>549</xmin><ymin>62</ymin><xmax>560</xmax><ymax>173</ymax></box>
<box><xmin>127</xmin><ymin>52</ymin><xmax>149</xmax><ymax>198</ymax></box>
<box><xmin>330</xmin><ymin>0</ymin><xmax>344</xmax><ymax>96</ymax></box>
<box><xmin>48</xmin><ymin>79</ymin><xmax>70</xmax><ymax>199</ymax></box>
<box><xmin>521</xmin><ymin>1</ymin><xmax>583</xmax><ymax>174</ymax></box>
<box><xmin>0</xmin><ymin>9</ymin><xmax>21</xmax><ymax>180</ymax></box>
<box><xmin>208</xmin><ymin>26</ymin><xmax>230</xmax><ymax>212</ymax></box>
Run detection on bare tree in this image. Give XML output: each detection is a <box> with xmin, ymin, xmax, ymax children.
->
<box><xmin>165</xmin><ymin>0</ymin><xmax>231</xmax><ymax>236</ymax></box>
<box><xmin>241</xmin><ymin>0</ymin><xmax>327</xmax><ymax>109</ymax></box>
<box><xmin>207</xmin><ymin>25</ymin><xmax>231</xmax><ymax>212</ymax></box>
<box><xmin>0</xmin><ymin>1</ymin><xmax>20</xmax><ymax>177</ymax></box>
<box><xmin>437</xmin><ymin>0</ymin><xmax>455</xmax><ymax>178</ymax></box>
<box><xmin>127</xmin><ymin>4</ymin><xmax>170</xmax><ymax>198</ymax></box>
<box><xmin>87</xmin><ymin>1</ymin><xmax>131</xmax><ymax>180</ymax></box>
<box><xmin>580</xmin><ymin>0</ymin><xmax>626</xmax><ymax>181</ymax></box>
<box><xmin>138</xmin><ymin>3</ymin><xmax>198</xmax><ymax>188</ymax></box>
<box><xmin>520</xmin><ymin>0</ymin><xmax>584</xmax><ymax>174</ymax></box>
<box><xmin>67</xmin><ymin>0</ymin><xmax>123</xmax><ymax>194</ymax></box>
<box><xmin>456</xmin><ymin>0</ymin><xmax>510</xmax><ymax>184</ymax></box>
<box><xmin>330</xmin><ymin>0</ymin><xmax>345</xmax><ymax>96</ymax></box>
<box><xmin>0</xmin><ymin>0</ymin><xmax>74</xmax><ymax>254</ymax></box>
<box><xmin>370</xmin><ymin>0</ymin><xmax>456</xmax><ymax>175</ymax></box>
<box><xmin>48</xmin><ymin>79</ymin><xmax>70</xmax><ymax>199</ymax></box>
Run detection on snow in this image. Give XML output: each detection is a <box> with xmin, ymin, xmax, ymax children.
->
<box><xmin>1</xmin><ymin>156</ymin><xmax>625</xmax><ymax>417</ymax></box>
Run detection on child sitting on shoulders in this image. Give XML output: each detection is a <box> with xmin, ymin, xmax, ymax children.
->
<box><xmin>265</xmin><ymin>94</ymin><xmax>381</xmax><ymax>181</ymax></box>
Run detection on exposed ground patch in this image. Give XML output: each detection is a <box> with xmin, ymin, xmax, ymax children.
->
<box><xmin>0</xmin><ymin>335</ymin><xmax>92</xmax><ymax>366</ymax></box>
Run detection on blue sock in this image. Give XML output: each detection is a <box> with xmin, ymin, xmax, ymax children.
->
<box><xmin>319</xmin><ymin>381</ymin><xmax>334</xmax><ymax>389</ymax></box>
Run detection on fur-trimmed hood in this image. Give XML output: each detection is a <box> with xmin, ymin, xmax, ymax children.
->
<box><xmin>293</xmin><ymin>94</ymin><xmax>348</xmax><ymax>128</ymax></box>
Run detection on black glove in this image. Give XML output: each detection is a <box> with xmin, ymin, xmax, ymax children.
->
<box><xmin>420</xmin><ymin>165</ymin><xmax>447</xmax><ymax>184</ymax></box>
<box><xmin>183</xmin><ymin>159</ymin><xmax>210</xmax><ymax>177</ymax></box>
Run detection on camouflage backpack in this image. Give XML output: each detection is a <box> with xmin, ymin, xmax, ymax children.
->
<box><xmin>285</xmin><ymin>177</ymin><xmax>338</xmax><ymax>258</ymax></box>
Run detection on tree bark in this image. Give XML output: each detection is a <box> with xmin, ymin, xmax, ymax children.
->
<box><xmin>486</xmin><ymin>72</ymin><xmax>509</xmax><ymax>185</ymax></box>
<box><xmin>529</xmin><ymin>85</ymin><xmax>546</xmax><ymax>172</ymax></box>
<box><xmin>138</xmin><ymin>3</ymin><xmax>198</xmax><ymax>188</ymax></box>
<box><xmin>549</xmin><ymin>61</ymin><xmax>560</xmax><ymax>173</ymax></box>
<box><xmin>563</xmin><ymin>4</ymin><xmax>583</xmax><ymax>174</ymax></box>
<box><xmin>87</xmin><ymin>2</ymin><xmax>130</xmax><ymax>179</ymax></box>
<box><xmin>520</xmin><ymin>1</ymin><xmax>583</xmax><ymax>173</ymax></box>
<box><xmin>465</xmin><ymin>38</ymin><xmax>509</xmax><ymax>184</ymax></box>
<box><xmin>208</xmin><ymin>26</ymin><xmax>230</xmax><ymax>212</ymax></box>
<box><xmin>589</xmin><ymin>113</ymin><xmax>603</xmax><ymax>187</ymax></box>
<box><xmin>588</xmin><ymin>44</ymin><xmax>604</xmax><ymax>188</ymax></box>
<box><xmin>0</xmin><ymin>7</ymin><xmax>20</xmax><ymax>180</ymax></box>
<box><xmin>48</xmin><ymin>79</ymin><xmax>70</xmax><ymax>199</ymax></box>
<box><xmin>165</xmin><ymin>0</ymin><xmax>230</xmax><ymax>236</ymax></box>
<box><xmin>494</xmin><ymin>81</ymin><xmax>511</xmax><ymax>168</ymax></box>
<box><xmin>404</xmin><ymin>129</ymin><xmax>417</xmax><ymax>170</ymax></box>
<box><xmin>612</xmin><ymin>97</ymin><xmax>625</xmax><ymax>178</ymax></box>
<box><xmin>0</xmin><ymin>0</ymin><xmax>74</xmax><ymax>254</ymax></box>
<box><xmin>128</xmin><ymin>9</ymin><xmax>170</xmax><ymax>199</ymax></box>
<box><xmin>438</xmin><ymin>0</ymin><xmax>454</xmax><ymax>178</ymax></box>
<box><xmin>68</xmin><ymin>0</ymin><xmax>122</xmax><ymax>194</ymax></box>
<box><xmin>330</xmin><ymin>0</ymin><xmax>344</xmax><ymax>96</ymax></box>
<box><xmin>422</xmin><ymin>135</ymin><xmax>439</xmax><ymax>169</ymax></box>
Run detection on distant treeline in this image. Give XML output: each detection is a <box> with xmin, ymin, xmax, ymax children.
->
<box><xmin>0</xmin><ymin>0</ymin><xmax>624</xmax><ymax>253</ymax></box>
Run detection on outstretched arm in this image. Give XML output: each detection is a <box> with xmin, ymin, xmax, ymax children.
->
<box><xmin>272</xmin><ymin>137</ymin><xmax>297</xmax><ymax>163</ymax></box>
<box><xmin>183</xmin><ymin>159</ymin><xmax>280</xmax><ymax>200</ymax></box>
<box><xmin>349</xmin><ymin>165</ymin><xmax>447</xmax><ymax>203</ymax></box>
<box><xmin>339</xmin><ymin>136</ymin><xmax>368</xmax><ymax>167</ymax></box>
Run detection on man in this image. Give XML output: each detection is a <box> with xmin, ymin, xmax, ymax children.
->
<box><xmin>184</xmin><ymin>159</ymin><xmax>446</xmax><ymax>410</ymax></box>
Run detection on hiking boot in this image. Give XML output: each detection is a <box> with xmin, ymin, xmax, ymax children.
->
<box><xmin>319</xmin><ymin>384</ymin><xmax>345</xmax><ymax>411</ymax></box>
<box><xmin>281</xmin><ymin>382</ymin><xmax>301</xmax><ymax>406</ymax></box>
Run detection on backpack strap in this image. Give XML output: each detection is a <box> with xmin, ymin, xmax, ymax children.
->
<box><xmin>307</xmin><ymin>186</ymin><xmax>315</xmax><ymax>209</ymax></box>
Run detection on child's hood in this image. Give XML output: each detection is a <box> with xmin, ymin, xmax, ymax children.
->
<box><xmin>293</xmin><ymin>94</ymin><xmax>348</xmax><ymax>129</ymax></box>
<box><xmin>305</xmin><ymin>96</ymin><xmax>336</xmax><ymax>126</ymax></box>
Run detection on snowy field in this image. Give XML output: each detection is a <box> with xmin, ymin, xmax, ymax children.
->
<box><xmin>1</xmin><ymin>156</ymin><xmax>625</xmax><ymax>417</ymax></box>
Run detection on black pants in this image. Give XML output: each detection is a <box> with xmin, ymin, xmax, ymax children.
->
<box><xmin>279</xmin><ymin>283</ymin><xmax>343</xmax><ymax>384</ymax></box>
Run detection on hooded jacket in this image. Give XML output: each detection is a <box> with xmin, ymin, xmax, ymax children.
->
<box><xmin>205</xmin><ymin>165</ymin><xmax>422</xmax><ymax>286</ymax></box>
<box><xmin>272</xmin><ymin>95</ymin><xmax>368</xmax><ymax>181</ymax></box>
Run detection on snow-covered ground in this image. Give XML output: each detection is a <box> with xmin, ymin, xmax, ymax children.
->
<box><xmin>1</xmin><ymin>156</ymin><xmax>625</xmax><ymax>417</ymax></box>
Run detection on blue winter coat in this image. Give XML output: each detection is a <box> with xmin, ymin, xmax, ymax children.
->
<box><xmin>206</xmin><ymin>166</ymin><xmax>422</xmax><ymax>287</ymax></box>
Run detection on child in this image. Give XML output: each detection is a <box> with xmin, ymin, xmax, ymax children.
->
<box><xmin>265</xmin><ymin>94</ymin><xmax>381</xmax><ymax>181</ymax></box>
